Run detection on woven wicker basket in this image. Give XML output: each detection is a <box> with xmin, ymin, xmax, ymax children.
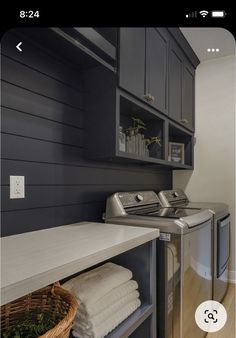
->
<box><xmin>1</xmin><ymin>283</ymin><xmax>78</xmax><ymax>338</ymax></box>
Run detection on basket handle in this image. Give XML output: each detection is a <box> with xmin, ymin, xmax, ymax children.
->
<box><xmin>51</xmin><ymin>281</ymin><xmax>60</xmax><ymax>296</ymax></box>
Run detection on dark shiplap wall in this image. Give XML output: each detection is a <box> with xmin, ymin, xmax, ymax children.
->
<box><xmin>1</xmin><ymin>29</ymin><xmax>172</xmax><ymax>236</ymax></box>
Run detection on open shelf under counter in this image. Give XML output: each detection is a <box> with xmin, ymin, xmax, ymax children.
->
<box><xmin>1</xmin><ymin>222</ymin><xmax>159</xmax><ymax>306</ymax></box>
<box><xmin>106</xmin><ymin>304</ymin><xmax>153</xmax><ymax>338</ymax></box>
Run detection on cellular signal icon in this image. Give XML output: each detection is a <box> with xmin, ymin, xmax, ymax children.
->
<box><xmin>186</xmin><ymin>11</ymin><xmax>197</xmax><ymax>18</ymax></box>
<box><xmin>199</xmin><ymin>10</ymin><xmax>209</xmax><ymax>17</ymax></box>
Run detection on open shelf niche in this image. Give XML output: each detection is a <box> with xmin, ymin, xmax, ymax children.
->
<box><xmin>168</xmin><ymin>122</ymin><xmax>194</xmax><ymax>168</ymax></box>
<box><xmin>67</xmin><ymin>241</ymin><xmax>157</xmax><ymax>338</ymax></box>
<box><xmin>118</xmin><ymin>94</ymin><xmax>165</xmax><ymax>161</ymax></box>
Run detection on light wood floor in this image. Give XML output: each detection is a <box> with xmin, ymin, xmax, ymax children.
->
<box><xmin>207</xmin><ymin>283</ymin><xmax>235</xmax><ymax>338</ymax></box>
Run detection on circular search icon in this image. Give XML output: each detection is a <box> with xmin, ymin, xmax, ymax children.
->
<box><xmin>195</xmin><ymin>300</ymin><xmax>227</xmax><ymax>332</ymax></box>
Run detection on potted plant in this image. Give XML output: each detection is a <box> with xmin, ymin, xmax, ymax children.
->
<box><xmin>126</xmin><ymin>117</ymin><xmax>146</xmax><ymax>136</ymax></box>
<box><xmin>125</xmin><ymin>117</ymin><xmax>147</xmax><ymax>155</ymax></box>
<box><xmin>146</xmin><ymin>136</ymin><xmax>162</xmax><ymax>159</ymax></box>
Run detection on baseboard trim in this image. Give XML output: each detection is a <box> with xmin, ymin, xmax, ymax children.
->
<box><xmin>228</xmin><ymin>270</ymin><xmax>236</xmax><ymax>283</ymax></box>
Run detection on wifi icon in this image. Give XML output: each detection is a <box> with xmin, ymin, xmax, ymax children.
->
<box><xmin>199</xmin><ymin>10</ymin><xmax>209</xmax><ymax>17</ymax></box>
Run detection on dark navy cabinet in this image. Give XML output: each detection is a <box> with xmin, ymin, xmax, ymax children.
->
<box><xmin>168</xmin><ymin>38</ymin><xmax>195</xmax><ymax>131</ymax></box>
<box><xmin>168</xmin><ymin>39</ymin><xmax>182</xmax><ymax>124</ymax></box>
<box><xmin>182</xmin><ymin>61</ymin><xmax>195</xmax><ymax>130</ymax></box>
<box><xmin>146</xmin><ymin>28</ymin><xmax>168</xmax><ymax>114</ymax></box>
<box><xmin>119</xmin><ymin>28</ymin><xmax>146</xmax><ymax>100</ymax></box>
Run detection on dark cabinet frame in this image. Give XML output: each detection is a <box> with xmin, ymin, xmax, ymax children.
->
<box><xmin>84</xmin><ymin>63</ymin><xmax>194</xmax><ymax>169</ymax></box>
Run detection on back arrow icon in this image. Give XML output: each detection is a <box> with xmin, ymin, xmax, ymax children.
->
<box><xmin>16</xmin><ymin>42</ymin><xmax>22</xmax><ymax>52</ymax></box>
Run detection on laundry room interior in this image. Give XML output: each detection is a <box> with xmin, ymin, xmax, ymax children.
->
<box><xmin>1</xmin><ymin>25</ymin><xmax>235</xmax><ymax>338</ymax></box>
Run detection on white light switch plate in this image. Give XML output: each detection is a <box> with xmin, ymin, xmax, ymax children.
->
<box><xmin>10</xmin><ymin>176</ymin><xmax>25</xmax><ymax>199</ymax></box>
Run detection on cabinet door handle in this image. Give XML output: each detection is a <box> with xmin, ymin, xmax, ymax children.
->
<box><xmin>143</xmin><ymin>94</ymin><xmax>155</xmax><ymax>103</ymax></box>
<box><xmin>180</xmin><ymin>119</ymin><xmax>189</xmax><ymax>124</ymax></box>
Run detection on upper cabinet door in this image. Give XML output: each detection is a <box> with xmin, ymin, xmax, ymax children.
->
<box><xmin>182</xmin><ymin>62</ymin><xmax>195</xmax><ymax>131</ymax></box>
<box><xmin>168</xmin><ymin>40</ymin><xmax>182</xmax><ymax>123</ymax></box>
<box><xmin>119</xmin><ymin>28</ymin><xmax>145</xmax><ymax>99</ymax></box>
<box><xmin>146</xmin><ymin>28</ymin><xmax>168</xmax><ymax>114</ymax></box>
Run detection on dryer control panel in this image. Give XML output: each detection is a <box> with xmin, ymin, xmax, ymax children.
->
<box><xmin>158</xmin><ymin>189</ymin><xmax>189</xmax><ymax>207</ymax></box>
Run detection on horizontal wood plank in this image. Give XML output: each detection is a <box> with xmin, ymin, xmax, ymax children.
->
<box><xmin>1</xmin><ymin>203</ymin><xmax>104</xmax><ymax>237</ymax></box>
<box><xmin>1</xmin><ymin>159</ymin><xmax>171</xmax><ymax>185</ymax></box>
<box><xmin>2</xmin><ymin>82</ymin><xmax>84</xmax><ymax>128</ymax></box>
<box><xmin>1</xmin><ymin>107</ymin><xmax>84</xmax><ymax>147</ymax></box>
<box><xmin>1</xmin><ymin>183</ymin><xmax>169</xmax><ymax>211</ymax></box>
<box><xmin>1</xmin><ymin>56</ymin><xmax>83</xmax><ymax>109</ymax></box>
<box><xmin>1</xmin><ymin>133</ymin><xmax>84</xmax><ymax>164</ymax></box>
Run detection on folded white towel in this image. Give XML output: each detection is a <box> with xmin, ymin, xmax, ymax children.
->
<box><xmin>72</xmin><ymin>298</ymin><xmax>141</xmax><ymax>338</ymax></box>
<box><xmin>74</xmin><ymin>319</ymin><xmax>92</xmax><ymax>333</ymax></box>
<box><xmin>77</xmin><ymin>279</ymin><xmax>138</xmax><ymax>317</ymax></box>
<box><xmin>63</xmin><ymin>263</ymin><xmax>132</xmax><ymax>306</ymax></box>
<box><xmin>75</xmin><ymin>290</ymin><xmax>140</xmax><ymax>328</ymax></box>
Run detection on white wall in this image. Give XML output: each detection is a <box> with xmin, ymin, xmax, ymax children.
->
<box><xmin>173</xmin><ymin>55</ymin><xmax>235</xmax><ymax>282</ymax></box>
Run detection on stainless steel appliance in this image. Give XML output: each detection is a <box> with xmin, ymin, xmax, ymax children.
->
<box><xmin>105</xmin><ymin>191</ymin><xmax>213</xmax><ymax>338</ymax></box>
<box><xmin>158</xmin><ymin>189</ymin><xmax>230</xmax><ymax>302</ymax></box>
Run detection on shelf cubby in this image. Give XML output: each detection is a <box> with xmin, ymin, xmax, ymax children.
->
<box><xmin>119</xmin><ymin>94</ymin><xmax>165</xmax><ymax>161</ymax></box>
<box><xmin>107</xmin><ymin>241</ymin><xmax>156</xmax><ymax>337</ymax></box>
<box><xmin>106</xmin><ymin>305</ymin><xmax>153</xmax><ymax>338</ymax></box>
<box><xmin>68</xmin><ymin>241</ymin><xmax>157</xmax><ymax>338</ymax></box>
<box><xmin>168</xmin><ymin>122</ymin><xmax>193</xmax><ymax>168</ymax></box>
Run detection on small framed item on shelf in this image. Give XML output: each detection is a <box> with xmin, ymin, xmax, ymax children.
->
<box><xmin>168</xmin><ymin>142</ymin><xmax>184</xmax><ymax>164</ymax></box>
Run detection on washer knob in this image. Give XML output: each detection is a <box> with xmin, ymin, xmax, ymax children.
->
<box><xmin>136</xmin><ymin>194</ymin><xmax>144</xmax><ymax>202</ymax></box>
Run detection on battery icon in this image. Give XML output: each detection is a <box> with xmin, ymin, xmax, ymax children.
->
<box><xmin>211</xmin><ymin>10</ymin><xmax>226</xmax><ymax>18</ymax></box>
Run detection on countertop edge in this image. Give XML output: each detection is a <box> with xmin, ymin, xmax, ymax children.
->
<box><xmin>1</xmin><ymin>223</ymin><xmax>159</xmax><ymax>305</ymax></box>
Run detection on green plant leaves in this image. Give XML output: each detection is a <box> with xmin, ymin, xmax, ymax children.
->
<box><xmin>146</xmin><ymin>136</ymin><xmax>162</xmax><ymax>147</ymax></box>
<box><xmin>125</xmin><ymin>117</ymin><xmax>161</xmax><ymax>147</ymax></box>
<box><xmin>2</xmin><ymin>310</ymin><xmax>57</xmax><ymax>338</ymax></box>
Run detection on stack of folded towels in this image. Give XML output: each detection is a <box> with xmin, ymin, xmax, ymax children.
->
<box><xmin>63</xmin><ymin>262</ymin><xmax>141</xmax><ymax>338</ymax></box>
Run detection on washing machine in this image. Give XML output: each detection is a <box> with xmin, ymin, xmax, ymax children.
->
<box><xmin>158</xmin><ymin>189</ymin><xmax>230</xmax><ymax>303</ymax></box>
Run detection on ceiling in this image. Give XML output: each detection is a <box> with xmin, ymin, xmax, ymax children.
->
<box><xmin>180</xmin><ymin>28</ymin><xmax>235</xmax><ymax>62</ymax></box>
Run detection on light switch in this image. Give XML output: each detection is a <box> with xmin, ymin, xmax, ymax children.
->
<box><xmin>10</xmin><ymin>176</ymin><xmax>25</xmax><ymax>199</ymax></box>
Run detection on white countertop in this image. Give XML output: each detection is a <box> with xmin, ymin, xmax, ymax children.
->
<box><xmin>1</xmin><ymin>222</ymin><xmax>159</xmax><ymax>305</ymax></box>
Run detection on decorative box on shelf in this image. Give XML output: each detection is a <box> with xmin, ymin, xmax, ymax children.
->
<box><xmin>124</xmin><ymin>131</ymin><xmax>149</xmax><ymax>157</ymax></box>
<box><xmin>168</xmin><ymin>142</ymin><xmax>185</xmax><ymax>164</ymax></box>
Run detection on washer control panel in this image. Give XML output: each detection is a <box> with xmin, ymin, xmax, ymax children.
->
<box><xmin>118</xmin><ymin>191</ymin><xmax>160</xmax><ymax>208</ymax></box>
